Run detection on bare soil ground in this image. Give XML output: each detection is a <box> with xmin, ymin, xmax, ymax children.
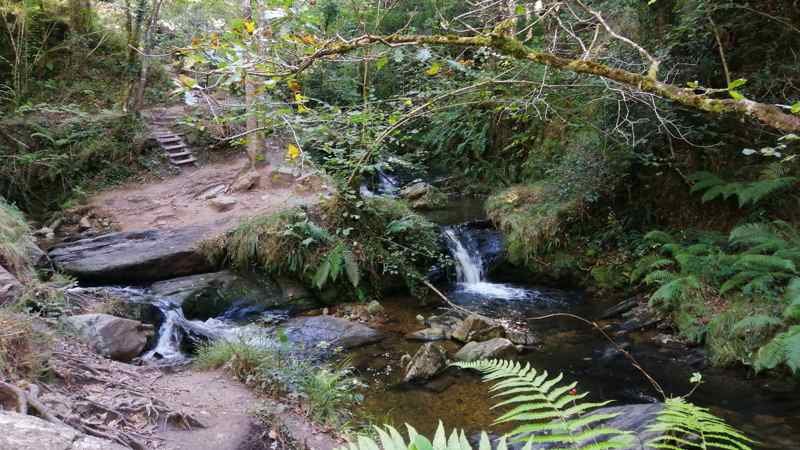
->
<box><xmin>87</xmin><ymin>152</ymin><xmax>328</xmax><ymax>233</ymax></box>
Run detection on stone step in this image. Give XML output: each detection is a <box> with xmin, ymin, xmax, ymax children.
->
<box><xmin>172</xmin><ymin>156</ymin><xmax>197</xmax><ymax>165</ymax></box>
<box><xmin>167</xmin><ymin>150</ymin><xmax>192</xmax><ymax>158</ymax></box>
<box><xmin>163</xmin><ymin>143</ymin><xmax>187</xmax><ymax>151</ymax></box>
<box><xmin>156</xmin><ymin>135</ymin><xmax>182</xmax><ymax>143</ymax></box>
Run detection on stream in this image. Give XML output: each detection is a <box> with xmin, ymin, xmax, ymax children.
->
<box><xmin>79</xmin><ymin>195</ymin><xmax>799</xmax><ymax>449</ymax></box>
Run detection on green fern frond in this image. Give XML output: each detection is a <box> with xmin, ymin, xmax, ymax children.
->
<box><xmin>737</xmin><ymin>177</ymin><xmax>797</xmax><ymax>207</ymax></box>
<box><xmin>732</xmin><ymin>315</ymin><xmax>783</xmax><ymax>336</ymax></box>
<box><xmin>643</xmin><ymin>270</ymin><xmax>677</xmax><ymax>285</ymax></box>
<box><xmin>454</xmin><ymin>359</ymin><xmax>633</xmax><ymax>449</ymax></box>
<box><xmin>755</xmin><ymin>325</ymin><xmax>800</xmax><ymax>373</ymax></box>
<box><xmin>688</xmin><ymin>171</ymin><xmax>724</xmax><ymax>193</ymax></box>
<box><xmin>783</xmin><ymin>278</ymin><xmax>800</xmax><ymax>321</ymax></box>
<box><xmin>647</xmin><ymin>397</ymin><xmax>754</xmax><ymax>450</ymax></box>
<box><xmin>732</xmin><ymin>254</ymin><xmax>796</xmax><ymax>273</ymax></box>
<box><xmin>689</xmin><ymin>170</ymin><xmax>796</xmax><ymax>208</ymax></box>
<box><xmin>644</xmin><ymin>230</ymin><xmax>675</xmax><ymax>245</ymax></box>
<box><xmin>338</xmin><ymin>423</ymin><xmax>520</xmax><ymax>450</ymax></box>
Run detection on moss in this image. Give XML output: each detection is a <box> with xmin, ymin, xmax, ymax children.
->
<box><xmin>0</xmin><ymin>198</ymin><xmax>35</xmax><ymax>280</ymax></box>
<box><xmin>486</xmin><ymin>182</ymin><xmax>583</xmax><ymax>265</ymax></box>
<box><xmin>203</xmin><ymin>194</ymin><xmax>443</xmax><ymax>301</ymax></box>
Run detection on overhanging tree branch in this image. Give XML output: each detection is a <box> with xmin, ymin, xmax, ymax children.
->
<box><xmin>280</xmin><ymin>32</ymin><xmax>800</xmax><ymax>133</ymax></box>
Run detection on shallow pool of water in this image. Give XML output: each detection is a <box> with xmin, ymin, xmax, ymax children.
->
<box><xmin>349</xmin><ymin>294</ymin><xmax>800</xmax><ymax>449</ymax></box>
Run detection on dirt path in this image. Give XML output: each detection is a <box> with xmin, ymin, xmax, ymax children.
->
<box><xmin>88</xmin><ymin>152</ymin><xmax>328</xmax><ymax>233</ymax></box>
<box><xmin>153</xmin><ymin>369</ymin><xmax>260</xmax><ymax>450</ymax></box>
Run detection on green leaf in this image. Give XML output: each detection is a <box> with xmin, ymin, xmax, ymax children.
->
<box><xmin>727</xmin><ymin>78</ymin><xmax>747</xmax><ymax>90</ymax></box>
<box><xmin>312</xmin><ymin>259</ymin><xmax>331</xmax><ymax>289</ymax></box>
<box><xmin>791</xmin><ymin>102</ymin><xmax>800</xmax><ymax>115</ymax></box>
<box><xmin>376</xmin><ymin>55</ymin><xmax>389</xmax><ymax>71</ymax></box>
<box><xmin>344</xmin><ymin>251</ymin><xmax>360</xmax><ymax>287</ymax></box>
<box><xmin>425</xmin><ymin>62</ymin><xmax>442</xmax><ymax>76</ymax></box>
<box><xmin>729</xmin><ymin>90</ymin><xmax>745</xmax><ymax>101</ymax></box>
<box><xmin>515</xmin><ymin>5</ymin><xmax>526</xmax><ymax>14</ymax></box>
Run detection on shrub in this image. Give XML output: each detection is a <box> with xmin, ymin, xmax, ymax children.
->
<box><xmin>195</xmin><ymin>338</ymin><xmax>359</xmax><ymax>426</ymax></box>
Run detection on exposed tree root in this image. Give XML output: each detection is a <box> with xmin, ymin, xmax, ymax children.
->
<box><xmin>1</xmin><ymin>340</ymin><xmax>205</xmax><ymax>449</ymax></box>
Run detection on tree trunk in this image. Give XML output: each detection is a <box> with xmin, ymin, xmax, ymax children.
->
<box><xmin>241</xmin><ymin>0</ymin><xmax>261</xmax><ymax>169</ymax></box>
<box><xmin>131</xmin><ymin>0</ymin><xmax>163</xmax><ymax>112</ymax></box>
<box><xmin>69</xmin><ymin>0</ymin><xmax>92</xmax><ymax>34</ymax></box>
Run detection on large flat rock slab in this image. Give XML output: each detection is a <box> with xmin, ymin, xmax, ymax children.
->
<box><xmin>0</xmin><ymin>411</ymin><xmax>127</xmax><ymax>450</ymax></box>
<box><xmin>281</xmin><ymin>315</ymin><xmax>384</xmax><ymax>350</ymax></box>
<box><xmin>48</xmin><ymin>226</ymin><xmax>215</xmax><ymax>283</ymax></box>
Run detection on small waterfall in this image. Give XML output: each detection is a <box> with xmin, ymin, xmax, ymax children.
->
<box><xmin>443</xmin><ymin>227</ymin><xmax>528</xmax><ymax>300</ymax></box>
<box><xmin>360</xmin><ymin>169</ymin><xmax>400</xmax><ymax>198</ymax></box>
<box><xmin>443</xmin><ymin>228</ymin><xmax>484</xmax><ymax>284</ymax></box>
<box><xmin>376</xmin><ymin>170</ymin><xmax>400</xmax><ymax>196</ymax></box>
<box><xmin>141</xmin><ymin>299</ymin><xmax>189</xmax><ymax>364</ymax></box>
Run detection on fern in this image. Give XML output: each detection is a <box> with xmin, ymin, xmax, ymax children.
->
<box><xmin>647</xmin><ymin>398</ymin><xmax>754</xmax><ymax>450</ymax></box>
<box><xmin>688</xmin><ymin>171</ymin><xmax>797</xmax><ymax>207</ymax></box>
<box><xmin>338</xmin><ymin>423</ymin><xmax>520</xmax><ymax>450</ymax></box>
<box><xmin>454</xmin><ymin>359</ymin><xmax>633</xmax><ymax>449</ymax></box>
<box><xmin>755</xmin><ymin>325</ymin><xmax>800</xmax><ymax>373</ymax></box>
<box><xmin>339</xmin><ymin>360</ymin><xmax>753</xmax><ymax>450</ymax></box>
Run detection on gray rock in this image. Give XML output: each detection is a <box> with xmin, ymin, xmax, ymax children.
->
<box><xmin>454</xmin><ymin>338</ymin><xmax>517</xmax><ymax>362</ymax></box>
<box><xmin>404</xmin><ymin>343</ymin><xmax>448</xmax><ymax>383</ymax></box>
<box><xmin>405</xmin><ymin>327</ymin><xmax>449</xmax><ymax>341</ymax></box>
<box><xmin>269</xmin><ymin>167</ymin><xmax>296</xmax><ymax>188</ymax></box>
<box><xmin>150</xmin><ymin>271</ymin><xmax>241</xmax><ymax>305</ymax></box>
<box><xmin>208</xmin><ymin>195</ymin><xmax>238</xmax><ymax>212</ymax></box>
<box><xmin>0</xmin><ymin>411</ymin><xmax>127</xmax><ymax>450</ymax></box>
<box><xmin>0</xmin><ymin>264</ymin><xmax>23</xmax><ymax>306</ymax></box>
<box><xmin>63</xmin><ymin>314</ymin><xmax>154</xmax><ymax>362</ymax></box>
<box><xmin>452</xmin><ymin>315</ymin><xmax>503</xmax><ymax>343</ymax></box>
<box><xmin>281</xmin><ymin>315</ymin><xmax>383</xmax><ymax>350</ymax></box>
<box><xmin>506</xmin><ymin>327</ymin><xmax>538</xmax><ymax>346</ymax></box>
<box><xmin>49</xmin><ymin>225</ymin><xmax>215</xmax><ymax>282</ymax></box>
<box><xmin>399</xmin><ymin>181</ymin><xmax>431</xmax><ymax>200</ymax></box>
<box><xmin>230</xmin><ymin>170</ymin><xmax>261</xmax><ymax>192</ymax></box>
<box><xmin>275</xmin><ymin>277</ymin><xmax>314</xmax><ymax>303</ymax></box>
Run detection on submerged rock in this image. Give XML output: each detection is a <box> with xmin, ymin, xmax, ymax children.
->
<box><xmin>63</xmin><ymin>313</ymin><xmax>154</xmax><ymax>362</ymax></box>
<box><xmin>0</xmin><ymin>411</ymin><xmax>127</xmax><ymax>450</ymax></box>
<box><xmin>454</xmin><ymin>338</ymin><xmax>517</xmax><ymax>362</ymax></box>
<box><xmin>405</xmin><ymin>327</ymin><xmax>449</xmax><ymax>341</ymax></box>
<box><xmin>280</xmin><ymin>315</ymin><xmax>383</xmax><ymax>350</ymax></box>
<box><xmin>404</xmin><ymin>342</ymin><xmax>449</xmax><ymax>383</ymax></box>
<box><xmin>49</xmin><ymin>226</ymin><xmax>215</xmax><ymax>282</ymax></box>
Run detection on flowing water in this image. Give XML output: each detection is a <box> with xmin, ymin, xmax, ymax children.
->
<box><xmin>349</xmin><ymin>215</ymin><xmax>800</xmax><ymax>449</ymax></box>
<box><xmin>90</xmin><ymin>196</ymin><xmax>799</xmax><ymax>448</ymax></box>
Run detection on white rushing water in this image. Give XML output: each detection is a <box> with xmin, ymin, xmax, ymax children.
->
<box><xmin>141</xmin><ymin>299</ymin><xmax>190</xmax><ymax>364</ymax></box>
<box><xmin>443</xmin><ymin>227</ymin><xmax>529</xmax><ymax>300</ymax></box>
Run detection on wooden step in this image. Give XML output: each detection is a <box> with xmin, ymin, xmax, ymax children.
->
<box><xmin>167</xmin><ymin>151</ymin><xmax>192</xmax><ymax>158</ymax></box>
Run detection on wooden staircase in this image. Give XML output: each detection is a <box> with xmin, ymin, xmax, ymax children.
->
<box><xmin>146</xmin><ymin>110</ymin><xmax>198</xmax><ymax>167</ymax></box>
